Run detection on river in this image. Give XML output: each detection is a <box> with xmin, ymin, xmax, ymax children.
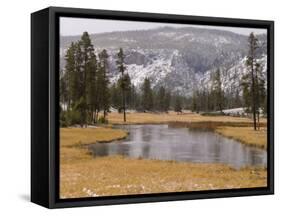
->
<box><xmin>89</xmin><ymin>124</ymin><xmax>267</xmax><ymax>168</ymax></box>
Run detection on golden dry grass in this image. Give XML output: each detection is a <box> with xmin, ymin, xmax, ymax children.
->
<box><xmin>60</xmin><ymin>127</ymin><xmax>267</xmax><ymax>199</ymax></box>
<box><xmin>215</xmin><ymin>127</ymin><xmax>267</xmax><ymax>149</ymax></box>
<box><xmin>60</xmin><ymin>127</ymin><xmax>128</xmax><ymax>148</ymax></box>
<box><xmin>60</xmin><ymin>155</ymin><xmax>266</xmax><ymax>198</ymax></box>
<box><xmin>60</xmin><ymin>127</ymin><xmax>127</xmax><ymax>165</ymax></box>
<box><xmin>107</xmin><ymin>111</ymin><xmax>266</xmax><ymax>125</ymax></box>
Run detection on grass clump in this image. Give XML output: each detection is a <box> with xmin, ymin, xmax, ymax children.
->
<box><xmin>215</xmin><ymin>127</ymin><xmax>267</xmax><ymax>149</ymax></box>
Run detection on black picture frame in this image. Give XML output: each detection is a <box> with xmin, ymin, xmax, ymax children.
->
<box><xmin>31</xmin><ymin>6</ymin><xmax>274</xmax><ymax>208</ymax></box>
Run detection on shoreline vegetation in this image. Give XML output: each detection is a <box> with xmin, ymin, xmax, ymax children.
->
<box><xmin>60</xmin><ymin>112</ymin><xmax>267</xmax><ymax>198</ymax></box>
<box><xmin>215</xmin><ymin>126</ymin><xmax>267</xmax><ymax>149</ymax></box>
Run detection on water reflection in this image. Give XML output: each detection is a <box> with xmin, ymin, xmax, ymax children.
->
<box><xmin>89</xmin><ymin>124</ymin><xmax>267</xmax><ymax>168</ymax></box>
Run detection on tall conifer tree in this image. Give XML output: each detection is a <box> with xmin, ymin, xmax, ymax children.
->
<box><xmin>116</xmin><ymin>48</ymin><xmax>128</xmax><ymax>122</ymax></box>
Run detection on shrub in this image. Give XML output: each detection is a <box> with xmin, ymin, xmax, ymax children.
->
<box><xmin>60</xmin><ymin>110</ymin><xmax>68</xmax><ymax>127</ymax></box>
<box><xmin>201</xmin><ymin>112</ymin><xmax>225</xmax><ymax>116</ymax></box>
<box><xmin>98</xmin><ymin>116</ymin><xmax>108</xmax><ymax>124</ymax></box>
<box><xmin>60</xmin><ymin>109</ymin><xmax>82</xmax><ymax>127</ymax></box>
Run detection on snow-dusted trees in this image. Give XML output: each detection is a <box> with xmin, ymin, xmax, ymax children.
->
<box><xmin>191</xmin><ymin>68</ymin><xmax>224</xmax><ymax>113</ymax></box>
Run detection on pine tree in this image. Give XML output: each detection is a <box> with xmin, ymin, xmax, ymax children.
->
<box><xmin>141</xmin><ymin>78</ymin><xmax>153</xmax><ymax>111</ymax></box>
<box><xmin>98</xmin><ymin>49</ymin><xmax>110</xmax><ymax>119</ymax></box>
<box><xmin>164</xmin><ymin>90</ymin><xmax>171</xmax><ymax>112</ymax></box>
<box><xmin>63</xmin><ymin>32</ymin><xmax>98</xmax><ymax>126</ymax></box>
<box><xmin>80</xmin><ymin>34</ymin><xmax>97</xmax><ymax>124</ymax></box>
<box><xmin>241</xmin><ymin>73</ymin><xmax>250</xmax><ymax>114</ymax></box>
<box><xmin>198</xmin><ymin>88</ymin><xmax>209</xmax><ymax>112</ymax></box>
<box><xmin>80</xmin><ymin>32</ymin><xmax>97</xmax><ymax>125</ymax></box>
<box><xmin>85</xmin><ymin>52</ymin><xmax>97</xmax><ymax>123</ymax></box>
<box><xmin>129</xmin><ymin>84</ymin><xmax>137</xmax><ymax>110</ymax></box>
<box><xmin>156</xmin><ymin>86</ymin><xmax>166</xmax><ymax>112</ymax></box>
<box><xmin>245</xmin><ymin>32</ymin><xmax>260</xmax><ymax>130</ymax></box>
<box><xmin>247</xmin><ymin>32</ymin><xmax>258</xmax><ymax>130</ymax></box>
<box><xmin>192</xmin><ymin>90</ymin><xmax>199</xmax><ymax>113</ymax></box>
<box><xmin>234</xmin><ymin>89</ymin><xmax>242</xmax><ymax>108</ymax></box>
<box><xmin>65</xmin><ymin>42</ymin><xmax>79</xmax><ymax>104</ymax></box>
<box><xmin>116</xmin><ymin>48</ymin><xmax>129</xmax><ymax>122</ymax></box>
<box><xmin>75</xmin><ymin>42</ymin><xmax>84</xmax><ymax>102</ymax></box>
<box><xmin>95</xmin><ymin>61</ymin><xmax>104</xmax><ymax>121</ymax></box>
<box><xmin>63</xmin><ymin>41</ymin><xmax>87</xmax><ymax>126</ymax></box>
<box><xmin>110</xmin><ymin>83</ymin><xmax>122</xmax><ymax>110</ymax></box>
<box><xmin>211</xmin><ymin>68</ymin><xmax>224</xmax><ymax>112</ymax></box>
<box><xmin>255</xmin><ymin>62</ymin><xmax>266</xmax><ymax>128</ymax></box>
<box><xmin>174</xmin><ymin>95</ymin><xmax>182</xmax><ymax>114</ymax></box>
<box><xmin>122</xmin><ymin>74</ymin><xmax>132</xmax><ymax>109</ymax></box>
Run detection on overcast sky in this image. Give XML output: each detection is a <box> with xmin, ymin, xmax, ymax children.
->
<box><xmin>60</xmin><ymin>17</ymin><xmax>267</xmax><ymax>36</ymax></box>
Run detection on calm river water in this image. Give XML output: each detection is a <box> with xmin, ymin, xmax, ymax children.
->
<box><xmin>89</xmin><ymin>124</ymin><xmax>267</xmax><ymax>168</ymax></box>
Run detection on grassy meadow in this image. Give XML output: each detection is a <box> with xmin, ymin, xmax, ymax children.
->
<box><xmin>60</xmin><ymin>112</ymin><xmax>267</xmax><ymax>198</ymax></box>
<box><xmin>61</xmin><ymin>154</ymin><xmax>266</xmax><ymax>198</ymax></box>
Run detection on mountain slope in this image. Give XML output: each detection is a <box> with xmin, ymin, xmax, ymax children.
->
<box><xmin>60</xmin><ymin>27</ymin><xmax>267</xmax><ymax>96</ymax></box>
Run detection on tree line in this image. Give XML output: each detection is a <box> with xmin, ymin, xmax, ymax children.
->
<box><xmin>60</xmin><ymin>32</ymin><xmax>187</xmax><ymax>127</ymax></box>
<box><xmin>60</xmin><ymin>32</ymin><xmax>112</xmax><ymax>126</ymax></box>
<box><xmin>190</xmin><ymin>33</ymin><xmax>267</xmax><ymax>130</ymax></box>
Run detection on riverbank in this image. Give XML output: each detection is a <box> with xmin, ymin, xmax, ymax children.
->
<box><xmin>60</xmin><ymin>127</ymin><xmax>128</xmax><ymax>165</ymax></box>
<box><xmin>60</xmin><ymin>127</ymin><xmax>267</xmax><ymax>199</ymax></box>
<box><xmin>107</xmin><ymin>111</ymin><xmax>266</xmax><ymax>124</ymax></box>
<box><xmin>215</xmin><ymin>126</ymin><xmax>267</xmax><ymax>149</ymax></box>
<box><xmin>108</xmin><ymin>112</ymin><xmax>267</xmax><ymax>149</ymax></box>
